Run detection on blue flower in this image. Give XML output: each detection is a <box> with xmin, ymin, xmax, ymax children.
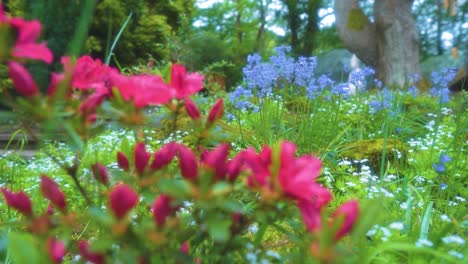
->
<box><xmin>433</xmin><ymin>163</ymin><xmax>446</xmax><ymax>174</ymax></box>
<box><xmin>440</xmin><ymin>154</ymin><xmax>451</xmax><ymax>164</ymax></box>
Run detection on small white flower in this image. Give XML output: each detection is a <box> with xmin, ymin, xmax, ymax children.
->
<box><xmin>448</xmin><ymin>250</ymin><xmax>464</xmax><ymax>259</ymax></box>
<box><xmin>389</xmin><ymin>222</ymin><xmax>404</xmax><ymax>231</ymax></box>
<box><xmin>440</xmin><ymin>214</ymin><xmax>451</xmax><ymax>222</ymax></box>
<box><xmin>442</xmin><ymin>235</ymin><xmax>466</xmax><ymax>245</ymax></box>
<box><xmin>415</xmin><ymin>238</ymin><xmax>433</xmax><ymax>247</ymax></box>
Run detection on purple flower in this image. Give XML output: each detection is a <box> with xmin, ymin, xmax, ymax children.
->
<box><xmin>433</xmin><ymin>163</ymin><xmax>446</xmax><ymax>174</ymax></box>
<box><xmin>440</xmin><ymin>154</ymin><xmax>451</xmax><ymax>164</ymax></box>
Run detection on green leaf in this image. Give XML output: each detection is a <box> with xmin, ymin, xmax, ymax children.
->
<box><xmin>206</xmin><ymin>214</ymin><xmax>232</xmax><ymax>243</ymax></box>
<box><xmin>7</xmin><ymin>232</ymin><xmax>44</xmax><ymax>264</ymax></box>
<box><xmin>158</xmin><ymin>179</ymin><xmax>192</xmax><ymax>199</ymax></box>
<box><xmin>419</xmin><ymin>201</ymin><xmax>433</xmax><ymax>240</ymax></box>
<box><xmin>211</xmin><ymin>182</ymin><xmax>231</xmax><ymax>196</ymax></box>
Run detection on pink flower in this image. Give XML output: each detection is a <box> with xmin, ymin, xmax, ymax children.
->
<box><xmin>332</xmin><ymin>200</ymin><xmax>359</xmax><ymax>240</ymax></box>
<box><xmin>1</xmin><ymin>188</ymin><xmax>33</xmax><ymax>216</ymax></box>
<box><xmin>134</xmin><ymin>142</ymin><xmax>151</xmax><ymax>175</ymax></box>
<box><xmin>8</xmin><ymin>61</ymin><xmax>39</xmax><ymax>97</ymax></box>
<box><xmin>108</xmin><ymin>184</ymin><xmax>139</xmax><ymax>219</ymax></box>
<box><xmin>226</xmin><ymin>153</ymin><xmax>244</xmax><ymax>182</ymax></box>
<box><xmin>207</xmin><ymin>99</ymin><xmax>224</xmax><ymax>125</ymax></box>
<box><xmin>177</xmin><ymin>145</ymin><xmax>198</xmax><ymax>180</ymax></box>
<box><xmin>114</xmin><ymin>74</ymin><xmax>173</xmax><ymax>108</ymax></box>
<box><xmin>40</xmin><ymin>175</ymin><xmax>67</xmax><ymax>212</ymax></box>
<box><xmin>8</xmin><ymin>17</ymin><xmax>53</xmax><ymax>63</ymax></box>
<box><xmin>79</xmin><ymin>89</ymin><xmax>109</xmax><ymax>116</ymax></box>
<box><xmin>169</xmin><ymin>64</ymin><xmax>204</xmax><ymax>99</ymax></box>
<box><xmin>150</xmin><ymin>142</ymin><xmax>178</xmax><ymax>171</ymax></box>
<box><xmin>152</xmin><ymin>194</ymin><xmax>176</xmax><ymax>227</ymax></box>
<box><xmin>66</xmin><ymin>55</ymin><xmax>117</xmax><ymax>90</ymax></box>
<box><xmin>184</xmin><ymin>98</ymin><xmax>201</xmax><ymax>120</ymax></box>
<box><xmin>91</xmin><ymin>163</ymin><xmax>109</xmax><ymax>185</ymax></box>
<box><xmin>78</xmin><ymin>240</ymin><xmax>105</xmax><ymax>264</ymax></box>
<box><xmin>117</xmin><ymin>151</ymin><xmax>130</xmax><ymax>171</ymax></box>
<box><xmin>180</xmin><ymin>241</ymin><xmax>190</xmax><ymax>255</ymax></box>
<box><xmin>46</xmin><ymin>237</ymin><xmax>66</xmax><ymax>263</ymax></box>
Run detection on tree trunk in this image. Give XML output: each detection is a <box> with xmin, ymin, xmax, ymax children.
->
<box><xmin>302</xmin><ymin>0</ymin><xmax>321</xmax><ymax>55</ymax></box>
<box><xmin>334</xmin><ymin>0</ymin><xmax>421</xmax><ymax>88</ymax></box>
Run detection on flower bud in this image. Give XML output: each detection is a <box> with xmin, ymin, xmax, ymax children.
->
<box><xmin>184</xmin><ymin>98</ymin><xmax>201</xmax><ymax>120</ymax></box>
<box><xmin>134</xmin><ymin>143</ymin><xmax>151</xmax><ymax>175</ymax></box>
<box><xmin>47</xmin><ymin>237</ymin><xmax>66</xmax><ymax>263</ymax></box>
<box><xmin>332</xmin><ymin>200</ymin><xmax>359</xmax><ymax>240</ymax></box>
<box><xmin>177</xmin><ymin>145</ymin><xmax>198</xmax><ymax>180</ymax></box>
<box><xmin>207</xmin><ymin>98</ymin><xmax>224</xmax><ymax>125</ymax></box>
<box><xmin>108</xmin><ymin>184</ymin><xmax>139</xmax><ymax>219</ymax></box>
<box><xmin>8</xmin><ymin>61</ymin><xmax>39</xmax><ymax>97</ymax></box>
<box><xmin>40</xmin><ymin>175</ymin><xmax>67</xmax><ymax>212</ymax></box>
<box><xmin>1</xmin><ymin>188</ymin><xmax>33</xmax><ymax>216</ymax></box>
<box><xmin>91</xmin><ymin>163</ymin><xmax>109</xmax><ymax>185</ymax></box>
<box><xmin>117</xmin><ymin>151</ymin><xmax>130</xmax><ymax>171</ymax></box>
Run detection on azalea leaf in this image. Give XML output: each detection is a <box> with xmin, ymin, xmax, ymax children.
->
<box><xmin>7</xmin><ymin>232</ymin><xmax>44</xmax><ymax>264</ymax></box>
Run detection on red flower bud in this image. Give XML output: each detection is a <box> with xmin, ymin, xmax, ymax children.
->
<box><xmin>134</xmin><ymin>143</ymin><xmax>151</xmax><ymax>175</ymax></box>
<box><xmin>108</xmin><ymin>184</ymin><xmax>139</xmax><ymax>219</ymax></box>
<box><xmin>46</xmin><ymin>73</ymin><xmax>64</xmax><ymax>97</ymax></box>
<box><xmin>117</xmin><ymin>151</ymin><xmax>130</xmax><ymax>171</ymax></box>
<box><xmin>207</xmin><ymin>98</ymin><xmax>224</xmax><ymax>125</ymax></box>
<box><xmin>184</xmin><ymin>98</ymin><xmax>201</xmax><ymax>120</ymax></box>
<box><xmin>91</xmin><ymin>163</ymin><xmax>109</xmax><ymax>185</ymax></box>
<box><xmin>332</xmin><ymin>200</ymin><xmax>359</xmax><ymax>240</ymax></box>
<box><xmin>152</xmin><ymin>194</ymin><xmax>175</xmax><ymax>227</ymax></box>
<box><xmin>150</xmin><ymin>142</ymin><xmax>178</xmax><ymax>171</ymax></box>
<box><xmin>1</xmin><ymin>188</ymin><xmax>33</xmax><ymax>216</ymax></box>
<box><xmin>203</xmin><ymin>143</ymin><xmax>230</xmax><ymax>180</ymax></box>
<box><xmin>47</xmin><ymin>237</ymin><xmax>66</xmax><ymax>263</ymax></box>
<box><xmin>8</xmin><ymin>61</ymin><xmax>39</xmax><ymax>97</ymax></box>
<box><xmin>180</xmin><ymin>241</ymin><xmax>189</xmax><ymax>255</ymax></box>
<box><xmin>40</xmin><ymin>175</ymin><xmax>67</xmax><ymax>212</ymax></box>
<box><xmin>226</xmin><ymin>153</ymin><xmax>244</xmax><ymax>182</ymax></box>
<box><xmin>78</xmin><ymin>240</ymin><xmax>105</xmax><ymax>264</ymax></box>
<box><xmin>177</xmin><ymin>145</ymin><xmax>198</xmax><ymax>180</ymax></box>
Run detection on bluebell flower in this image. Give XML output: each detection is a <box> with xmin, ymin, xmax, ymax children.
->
<box><xmin>429</xmin><ymin>68</ymin><xmax>456</xmax><ymax>103</ymax></box>
<box><xmin>440</xmin><ymin>154</ymin><xmax>451</xmax><ymax>163</ymax></box>
<box><xmin>440</xmin><ymin>183</ymin><xmax>448</xmax><ymax>190</ymax></box>
<box><xmin>408</xmin><ymin>85</ymin><xmax>418</xmax><ymax>98</ymax></box>
<box><xmin>433</xmin><ymin>163</ymin><xmax>446</xmax><ymax>174</ymax></box>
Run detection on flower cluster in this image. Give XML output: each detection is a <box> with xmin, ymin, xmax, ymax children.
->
<box><xmin>0</xmin><ymin>7</ymin><xmax>359</xmax><ymax>263</ymax></box>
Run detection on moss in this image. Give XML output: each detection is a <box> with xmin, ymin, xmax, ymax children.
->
<box><xmin>340</xmin><ymin>138</ymin><xmax>408</xmax><ymax>172</ymax></box>
<box><xmin>347</xmin><ymin>8</ymin><xmax>368</xmax><ymax>31</ymax></box>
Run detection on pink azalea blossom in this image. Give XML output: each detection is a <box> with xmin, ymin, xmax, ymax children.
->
<box><xmin>169</xmin><ymin>64</ymin><xmax>204</xmax><ymax>99</ymax></box>
<box><xmin>8</xmin><ymin>17</ymin><xmax>53</xmax><ymax>63</ymax></box>
<box><xmin>113</xmin><ymin>74</ymin><xmax>173</xmax><ymax>108</ymax></box>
